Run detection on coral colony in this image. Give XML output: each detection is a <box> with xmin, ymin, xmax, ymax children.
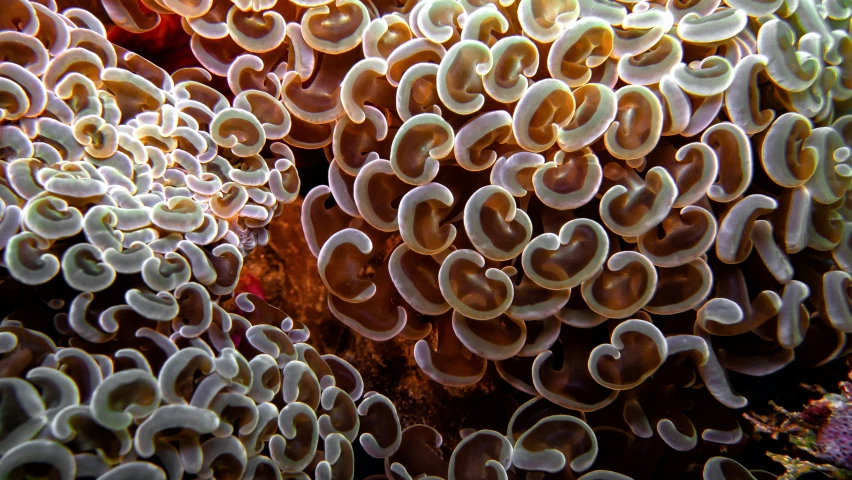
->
<box><xmin>0</xmin><ymin>0</ymin><xmax>850</xmax><ymax>477</ymax></box>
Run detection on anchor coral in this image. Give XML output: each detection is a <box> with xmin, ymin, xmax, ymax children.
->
<box><xmin>1</xmin><ymin>0</ymin><xmax>851</xmax><ymax>476</ymax></box>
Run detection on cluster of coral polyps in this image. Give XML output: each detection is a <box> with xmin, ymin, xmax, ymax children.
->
<box><xmin>0</xmin><ymin>8</ymin><xmax>408</xmax><ymax>476</ymax></box>
<box><xmin>0</xmin><ymin>1</ymin><xmax>397</xmax><ymax>478</ymax></box>
<box><xmin>1</xmin><ymin>0</ymin><xmax>852</xmax><ymax>475</ymax></box>
<box><xmin>0</xmin><ymin>291</ymin><xmax>409</xmax><ymax>479</ymax></box>
<box><xmin>0</xmin><ymin>0</ymin><xmax>304</xmax><ymax>287</ymax></box>
<box><xmin>377</xmin><ymin>399</ymin><xmax>780</xmax><ymax>480</ymax></box>
<box><xmin>283</xmin><ymin>0</ymin><xmax>852</xmax><ymax>458</ymax></box>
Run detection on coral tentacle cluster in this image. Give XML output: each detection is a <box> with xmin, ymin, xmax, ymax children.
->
<box><xmin>289</xmin><ymin>0</ymin><xmax>852</xmax><ymax>463</ymax></box>
<box><xmin>0</xmin><ymin>0</ymin><xmax>850</xmax><ymax>476</ymax></box>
